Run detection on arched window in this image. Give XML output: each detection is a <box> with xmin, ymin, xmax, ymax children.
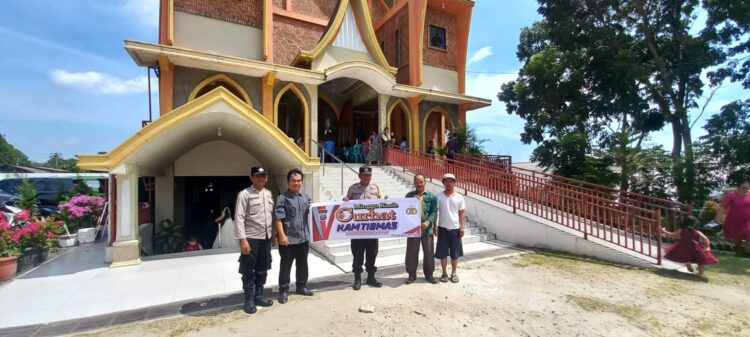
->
<box><xmin>188</xmin><ymin>74</ymin><xmax>252</xmax><ymax>106</ymax></box>
<box><xmin>274</xmin><ymin>84</ymin><xmax>309</xmax><ymax>152</ymax></box>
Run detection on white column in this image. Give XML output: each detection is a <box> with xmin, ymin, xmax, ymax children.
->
<box><xmin>378</xmin><ymin>94</ymin><xmax>388</xmax><ymax>133</ymax></box>
<box><xmin>111</xmin><ymin>162</ymin><xmax>141</xmax><ymax>267</ymax></box>
<box><xmin>304</xmin><ymin>84</ymin><xmax>319</xmax><ymax>157</ymax></box>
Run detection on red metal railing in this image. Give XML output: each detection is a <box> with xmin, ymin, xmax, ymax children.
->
<box><xmin>387</xmin><ymin>148</ymin><xmax>693</xmax><ymax>264</ymax></box>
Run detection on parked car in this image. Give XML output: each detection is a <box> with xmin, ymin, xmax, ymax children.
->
<box><xmin>0</xmin><ymin>174</ymin><xmax>106</xmax><ymax>207</ymax></box>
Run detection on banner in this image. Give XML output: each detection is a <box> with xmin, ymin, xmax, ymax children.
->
<box><xmin>309</xmin><ymin>198</ymin><xmax>421</xmax><ymax>242</ymax></box>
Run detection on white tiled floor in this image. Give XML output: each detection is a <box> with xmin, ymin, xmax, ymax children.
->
<box><xmin>0</xmin><ymin>239</ymin><xmax>512</xmax><ymax>328</ymax></box>
<box><xmin>0</xmin><ymin>243</ymin><xmax>345</xmax><ymax>328</ymax></box>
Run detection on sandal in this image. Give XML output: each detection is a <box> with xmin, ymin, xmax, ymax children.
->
<box><xmin>450</xmin><ymin>274</ymin><xmax>459</xmax><ymax>283</ymax></box>
<box><xmin>440</xmin><ymin>274</ymin><xmax>449</xmax><ymax>282</ymax></box>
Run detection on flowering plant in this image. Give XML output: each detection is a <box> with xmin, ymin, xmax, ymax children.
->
<box><xmin>58</xmin><ymin>194</ymin><xmax>106</xmax><ymax>232</ymax></box>
<box><xmin>0</xmin><ymin>212</ymin><xmax>20</xmax><ymax>257</ymax></box>
<box><xmin>12</xmin><ymin>220</ymin><xmax>60</xmax><ymax>250</ymax></box>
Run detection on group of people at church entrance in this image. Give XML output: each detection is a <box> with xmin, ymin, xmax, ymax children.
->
<box><xmin>233</xmin><ymin>165</ymin><xmax>465</xmax><ymax>314</ymax></box>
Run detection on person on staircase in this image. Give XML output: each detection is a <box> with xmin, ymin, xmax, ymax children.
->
<box><xmin>274</xmin><ymin>168</ymin><xmax>314</xmax><ymax>304</ymax></box>
<box><xmin>343</xmin><ymin>166</ymin><xmax>383</xmax><ymax>290</ymax></box>
<box><xmin>234</xmin><ymin>166</ymin><xmax>275</xmax><ymax>314</ymax></box>
<box><xmin>404</xmin><ymin>174</ymin><xmax>438</xmax><ymax>284</ymax></box>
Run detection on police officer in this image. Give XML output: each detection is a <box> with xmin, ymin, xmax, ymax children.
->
<box><xmin>273</xmin><ymin>168</ymin><xmax>314</xmax><ymax>304</ymax></box>
<box><xmin>343</xmin><ymin>166</ymin><xmax>383</xmax><ymax>290</ymax></box>
<box><xmin>234</xmin><ymin>166</ymin><xmax>274</xmax><ymax>314</ymax></box>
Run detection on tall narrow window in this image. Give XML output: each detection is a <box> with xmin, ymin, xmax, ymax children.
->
<box><xmin>380</xmin><ymin>40</ymin><xmax>385</xmax><ymax>54</ymax></box>
<box><xmin>395</xmin><ymin>30</ymin><xmax>401</xmax><ymax>66</ymax></box>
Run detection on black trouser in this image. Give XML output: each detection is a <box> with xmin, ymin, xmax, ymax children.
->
<box><xmin>238</xmin><ymin>239</ymin><xmax>272</xmax><ymax>293</ymax></box>
<box><xmin>351</xmin><ymin>238</ymin><xmax>379</xmax><ymax>274</ymax></box>
<box><xmin>405</xmin><ymin>236</ymin><xmax>435</xmax><ymax>278</ymax></box>
<box><xmin>278</xmin><ymin>241</ymin><xmax>310</xmax><ymax>291</ymax></box>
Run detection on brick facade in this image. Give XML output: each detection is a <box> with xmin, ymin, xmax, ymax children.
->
<box><xmin>422</xmin><ymin>7</ymin><xmax>457</xmax><ymax>70</ymax></box>
<box><xmin>370</xmin><ymin>0</ymin><xmax>388</xmax><ymax>23</ymax></box>
<box><xmin>175</xmin><ymin>0</ymin><xmax>262</xmax><ymax>28</ymax></box>
<box><xmin>287</xmin><ymin>0</ymin><xmax>338</xmax><ymax>20</ymax></box>
<box><xmin>375</xmin><ymin>7</ymin><xmax>408</xmax><ymax>69</ymax></box>
<box><xmin>273</xmin><ymin>16</ymin><xmax>327</xmax><ymax>65</ymax></box>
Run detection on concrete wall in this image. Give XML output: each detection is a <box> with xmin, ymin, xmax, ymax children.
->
<box><xmin>421</xmin><ymin>65</ymin><xmax>458</xmax><ymax>93</ymax></box>
<box><xmin>174</xmin><ymin>141</ymin><xmax>262</xmax><ymax>177</ymax></box>
<box><xmin>174</xmin><ymin>11</ymin><xmax>263</xmax><ymax>60</ymax></box>
<box><xmin>312</xmin><ymin>46</ymin><xmax>377</xmax><ymax>71</ymax></box>
<box><xmin>173</xmin><ymin>66</ymin><xmax>263</xmax><ymax>112</ymax></box>
<box><xmin>387</xmin><ymin>168</ymin><xmax>654</xmax><ymax>268</ymax></box>
<box><xmin>155</xmin><ymin>164</ymin><xmax>175</xmax><ymax>225</ymax></box>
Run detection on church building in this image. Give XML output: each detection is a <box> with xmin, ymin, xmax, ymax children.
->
<box><xmin>77</xmin><ymin>0</ymin><xmax>490</xmax><ymax>266</ymax></box>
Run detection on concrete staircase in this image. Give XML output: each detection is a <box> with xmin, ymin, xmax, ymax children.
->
<box><xmin>316</xmin><ymin>164</ymin><xmax>500</xmax><ymax>267</ymax></box>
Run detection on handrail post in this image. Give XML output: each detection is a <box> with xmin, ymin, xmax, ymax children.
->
<box><xmin>512</xmin><ymin>174</ymin><xmax>516</xmax><ymax>214</ymax></box>
<box><xmin>340</xmin><ymin>162</ymin><xmax>344</xmax><ymax>197</ymax></box>
<box><xmin>656</xmin><ymin>209</ymin><xmax>662</xmax><ymax>265</ymax></box>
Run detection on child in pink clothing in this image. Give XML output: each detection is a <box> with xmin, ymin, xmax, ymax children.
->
<box><xmin>661</xmin><ymin>217</ymin><xmax>718</xmax><ymax>277</ymax></box>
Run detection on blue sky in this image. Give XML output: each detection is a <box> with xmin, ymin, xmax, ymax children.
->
<box><xmin>0</xmin><ymin>0</ymin><xmax>746</xmax><ymax>164</ymax></box>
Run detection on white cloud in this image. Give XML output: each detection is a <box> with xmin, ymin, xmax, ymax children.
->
<box><xmin>120</xmin><ymin>0</ymin><xmax>160</xmax><ymax>29</ymax></box>
<box><xmin>50</xmin><ymin>70</ymin><xmax>151</xmax><ymax>95</ymax></box>
<box><xmin>467</xmin><ymin>46</ymin><xmax>493</xmax><ymax>65</ymax></box>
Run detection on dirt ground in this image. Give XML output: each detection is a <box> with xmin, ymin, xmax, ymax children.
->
<box><xmin>75</xmin><ymin>252</ymin><xmax>749</xmax><ymax>337</ymax></box>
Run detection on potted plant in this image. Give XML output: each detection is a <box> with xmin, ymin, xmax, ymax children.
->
<box><xmin>57</xmin><ymin>223</ymin><xmax>77</xmax><ymax>248</ymax></box>
<box><xmin>0</xmin><ymin>211</ymin><xmax>21</xmax><ymax>281</ymax></box>
<box><xmin>14</xmin><ymin>220</ymin><xmax>56</xmax><ymax>271</ymax></box>
<box><xmin>58</xmin><ymin>194</ymin><xmax>106</xmax><ymax>244</ymax></box>
<box><xmin>154</xmin><ymin>219</ymin><xmax>183</xmax><ymax>254</ymax></box>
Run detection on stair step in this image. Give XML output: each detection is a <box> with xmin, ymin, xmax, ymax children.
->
<box><xmin>324</xmin><ymin>227</ymin><xmax>487</xmax><ymax>254</ymax></box>
<box><xmin>328</xmin><ymin>233</ymin><xmax>496</xmax><ymax>263</ymax></box>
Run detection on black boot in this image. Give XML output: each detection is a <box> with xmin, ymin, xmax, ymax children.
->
<box><xmin>278</xmin><ymin>288</ymin><xmax>289</xmax><ymax>304</ymax></box>
<box><xmin>243</xmin><ymin>289</ymin><xmax>257</xmax><ymax>314</ymax></box>
<box><xmin>366</xmin><ymin>272</ymin><xmax>382</xmax><ymax>288</ymax></box>
<box><xmin>254</xmin><ymin>287</ymin><xmax>273</xmax><ymax>307</ymax></box>
<box><xmin>353</xmin><ymin>273</ymin><xmax>362</xmax><ymax>291</ymax></box>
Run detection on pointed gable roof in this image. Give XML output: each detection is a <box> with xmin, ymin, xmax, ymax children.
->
<box><xmin>293</xmin><ymin>0</ymin><xmax>397</xmax><ymax>74</ymax></box>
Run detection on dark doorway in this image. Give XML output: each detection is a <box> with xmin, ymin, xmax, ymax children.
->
<box><xmin>178</xmin><ymin>176</ymin><xmax>249</xmax><ymax>249</ymax></box>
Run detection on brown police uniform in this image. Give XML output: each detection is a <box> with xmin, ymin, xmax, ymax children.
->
<box><xmin>234</xmin><ymin>166</ymin><xmax>274</xmax><ymax>313</ymax></box>
<box><xmin>346</xmin><ymin>166</ymin><xmax>382</xmax><ymax>288</ymax></box>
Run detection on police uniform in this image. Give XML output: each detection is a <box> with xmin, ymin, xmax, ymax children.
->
<box><xmin>234</xmin><ymin>166</ymin><xmax>274</xmax><ymax>313</ymax></box>
<box><xmin>346</xmin><ymin>166</ymin><xmax>383</xmax><ymax>289</ymax></box>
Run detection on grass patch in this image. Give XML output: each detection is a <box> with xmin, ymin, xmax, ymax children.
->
<box><xmin>703</xmin><ymin>252</ymin><xmax>750</xmax><ymax>286</ymax></box>
<box><xmin>566</xmin><ymin>295</ymin><xmax>662</xmax><ymax>333</ymax></box>
<box><xmin>566</xmin><ymin>295</ymin><xmax>644</xmax><ymax>320</ymax></box>
<box><xmin>513</xmin><ymin>250</ymin><xmax>644</xmax><ymax>272</ymax></box>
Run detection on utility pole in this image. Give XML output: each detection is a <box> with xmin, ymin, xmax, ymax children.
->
<box><xmin>49</xmin><ymin>152</ymin><xmax>61</xmax><ymax>168</ymax></box>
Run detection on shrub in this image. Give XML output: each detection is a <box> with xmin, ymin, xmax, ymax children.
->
<box><xmin>16</xmin><ymin>179</ymin><xmax>38</xmax><ymax>214</ymax></box>
<box><xmin>57</xmin><ymin>194</ymin><xmax>106</xmax><ymax>232</ymax></box>
<box><xmin>0</xmin><ymin>212</ymin><xmax>20</xmax><ymax>257</ymax></box>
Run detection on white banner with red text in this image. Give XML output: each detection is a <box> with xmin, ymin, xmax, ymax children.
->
<box><xmin>309</xmin><ymin>198</ymin><xmax>421</xmax><ymax>243</ymax></box>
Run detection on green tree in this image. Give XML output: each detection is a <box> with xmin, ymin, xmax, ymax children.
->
<box><xmin>500</xmin><ymin>0</ymin><xmax>724</xmax><ymax>204</ymax></box>
<box><xmin>449</xmin><ymin>124</ymin><xmax>488</xmax><ymax>155</ymax></box>
<box><xmin>698</xmin><ymin>99</ymin><xmax>750</xmax><ymax>185</ymax></box>
<box><xmin>0</xmin><ymin>134</ymin><xmax>30</xmax><ymax>166</ymax></box>
<box><xmin>703</xmin><ymin>0</ymin><xmax>750</xmax><ymax>89</ymax></box>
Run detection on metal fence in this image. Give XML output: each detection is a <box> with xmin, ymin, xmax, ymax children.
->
<box><xmin>387</xmin><ymin>148</ymin><xmax>693</xmax><ymax>264</ymax></box>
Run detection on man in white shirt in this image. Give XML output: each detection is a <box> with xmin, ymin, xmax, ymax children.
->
<box><xmin>435</xmin><ymin>173</ymin><xmax>465</xmax><ymax>283</ymax></box>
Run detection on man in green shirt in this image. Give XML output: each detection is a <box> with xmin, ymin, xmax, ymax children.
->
<box><xmin>404</xmin><ymin>174</ymin><xmax>438</xmax><ymax>284</ymax></box>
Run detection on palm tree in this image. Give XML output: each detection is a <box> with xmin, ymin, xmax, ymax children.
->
<box><xmin>449</xmin><ymin>124</ymin><xmax>488</xmax><ymax>155</ymax></box>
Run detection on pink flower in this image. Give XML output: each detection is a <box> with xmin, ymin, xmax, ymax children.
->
<box><xmin>14</xmin><ymin>209</ymin><xmax>31</xmax><ymax>221</ymax></box>
<box><xmin>46</xmin><ymin>231</ymin><xmax>55</xmax><ymax>239</ymax></box>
